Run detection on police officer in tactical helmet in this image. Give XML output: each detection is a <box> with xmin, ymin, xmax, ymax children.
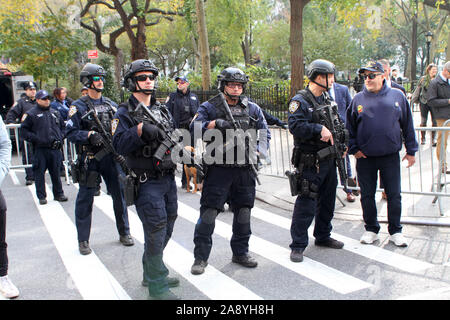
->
<box><xmin>112</xmin><ymin>59</ymin><xmax>180</xmax><ymax>300</ymax></box>
<box><xmin>65</xmin><ymin>63</ymin><xmax>133</xmax><ymax>256</ymax></box>
<box><xmin>287</xmin><ymin>59</ymin><xmax>345</xmax><ymax>263</ymax></box>
<box><xmin>6</xmin><ymin>81</ymin><xmax>38</xmax><ymax>185</ymax></box>
<box><xmin>190</xmin><ymin>67</ymin><xmax>270</xmax><ymax>275</ymax></box>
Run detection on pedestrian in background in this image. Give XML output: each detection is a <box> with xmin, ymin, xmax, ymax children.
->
<box><xmin>0</xmin><ymin>117</ymin><xmax>19</xmax><ymax>299</ymax></box>
<box><xmin>411</xmin><ymin>63</ymin><xmax>438</xmax><ymax>146</ymax></box>
<box><xmin>20</xmin><ymin>90</ymin><xmax>68</xmax><ymax>205</ymax></box>
<box><xmin>346</xmin><ymin>61</ymin><xmax>417</xmax><ymax>247</ymax></box>
<box><xmin>50</xmin><ymin>87</ymin><xmax>70</xmax><ymax>121</ymax></box>
<box><xmin>427</xmin><ymin>61</ymin><xmax>450</xmax><ymax>174</ymax></box>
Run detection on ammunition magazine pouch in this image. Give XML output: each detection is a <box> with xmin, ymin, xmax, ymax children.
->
<box><xmin>119</xmin><ymin>174</ymin><xmax>139</xmax><ymax>207</ymax></box>
<box><xmin>285</xmin><ymin>170</ymin><xmax>319</xmax><ymax>199</ymax></box>
<box><xmin>70</xmin><ymin>160</ymin><xmax>81</xmax><ymax>184</ymax></box>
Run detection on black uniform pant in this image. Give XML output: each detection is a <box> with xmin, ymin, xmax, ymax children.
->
<box><xmin>33</xmin><ymin>147</ymin><xmax>64</xmax><ymax>200</ymax></box>
<box><xmin>0</xmin><ymin>190</ymin><xmax>8</xmax><ymax>277</ymax></box>
<box><xmin>74</xmin><ymin>153</ymin><xmax>129</xmax><ymax>242</ymax></box>
<box><xmin>290</xmin><ymin>159</ymin><xmax>337</xmax><ymax>250</ymax></box>
<box><xmin>194</xmin><ymin>166</ymin><xmax>256</xmax><ymax>261</ymax></box>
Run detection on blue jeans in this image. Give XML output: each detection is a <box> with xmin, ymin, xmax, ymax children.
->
<box><xmin>356</xmin><ymin>153</ymin><xmax>402</xmax><ymax>235</ymax></box>
<box><xmin>290</xmin><ymin>159</ymin><xmax>337</xmax><ymax>250</ymax></box>
<box><xmin>135</xmin><ymin>174</ymin><xmax>177</xmax><ymax>296</ymax></box>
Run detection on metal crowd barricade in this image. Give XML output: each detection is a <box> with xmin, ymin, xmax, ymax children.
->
<box><xmin>6</xmin><ymin>123</ymin><xmax>33</xmax><ymax>170</ymax></box>
<box><xmin>258</xmin><ymin>125</ymin><xmax>450</xmax><ymax>217</ymax></box>
<box><xmin>6</xmin><ymin>123</ymin><xmax>76</xmax><ymax>185</ymax></box>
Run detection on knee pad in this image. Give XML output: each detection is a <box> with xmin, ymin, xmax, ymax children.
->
<box><xmin>236</xmin><ymin>207</ymin><xmax>251</xmax><ymax>224</ymax></box>
<box><xmin>201</xmin><ymin>208</ymin><xmax>218</xmax><ymax>224</ymax></box>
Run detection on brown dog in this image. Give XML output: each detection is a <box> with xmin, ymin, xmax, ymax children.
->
<box><xmin>184</xmin><ymin>146</ymin><xmax>203</xmax><ymax>193</ymax></box>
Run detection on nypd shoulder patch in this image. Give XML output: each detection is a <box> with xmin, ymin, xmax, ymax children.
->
<box><xmin>68</xmin><ymin>105</ymin><xmax>77</xmax><ymax>118</ymax></box>
<box><xmin>111</xmin><ymin>119</ymin><xmax>119</xmax><ymax>136</ymax></box>
<box><xmin>289</xmin><ymin>101</ymin><xmax>300</xmax><ymax>114</ymax></box>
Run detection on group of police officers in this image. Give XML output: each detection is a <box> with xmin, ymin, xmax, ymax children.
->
<box><xmin>4</xmin><ymin>56</ymin><xmax>417</xmax><ymax>300</ymax></box>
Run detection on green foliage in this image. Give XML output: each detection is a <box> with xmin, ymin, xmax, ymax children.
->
<box><xmin>98</xmin><ymin>55</ymin><xmax>121</xmax><ymax>103</ymax></box>
<box><xmin>0</xmin><ymin>9</ymin><xmax>91</xmax><ymax>83</ymax></box>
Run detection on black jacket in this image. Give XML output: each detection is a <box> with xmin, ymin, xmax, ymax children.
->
<box><xmin>5</xmin><ymin>96</ymin><xmax>37</xmax><ymax>124</ymax></box>
<box><xmin>427</xmin><ymin>74</ymin><xmax>450</xmax><ymax>120</ymax></box>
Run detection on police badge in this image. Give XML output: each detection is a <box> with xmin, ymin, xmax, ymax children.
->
<box><xmin>289</xmin><ymin>101</ymin><xmax>300</xmax><ymax>114</ymax></box>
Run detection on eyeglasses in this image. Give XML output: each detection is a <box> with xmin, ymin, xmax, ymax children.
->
<box><xmin>226</xmin><ymin>83</ymin><xmax>244</xmax><ymax>89</ymax></box>
<box><xmin>135</xmin><ymin>74</ymin><xmax>156</xmax><ymax>82</ymax></box>
<box><xmin>363</xmin><ymin>73</ymin><xmax>382</xmax><ymax>80</ymax></box>
<box><xmin>92</xmin><ymin>76</ymin><xmax>105</xmax><ymax>82</ymax></box>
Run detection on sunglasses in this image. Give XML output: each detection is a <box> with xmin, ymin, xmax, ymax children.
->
<box><xmin>135</xmin><ymin>74</ymin><xmax>156</xmax><ymax>82</ymax></box>
<box><xmin>177</xmin><ymin>80</ymin><xmax>187</xmax><ymax>85</ymax></box>
<box><xmin>226</xmin><ymin>83</ymin><xmax>244</xmax><ymax>89</ymax></box>
<box><xmin>40</xmin><ymin>97</ymin><xmax>50</xmax><ymax>101</ymax></box>
<box><xmin>363</xmin><ymin>73</ymin><xmax>382</xmax><ymax>80</ymax></box>
<box><xmin>92</xmin><ymin>76</ymin><xmax>105</xmax><ymax>82</ymax></box>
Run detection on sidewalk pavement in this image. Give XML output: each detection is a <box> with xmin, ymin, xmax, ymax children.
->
<box><xmin>255</xmin><ymin>174</ymin><xmax>450</xmax><ymax>227</ymax></box>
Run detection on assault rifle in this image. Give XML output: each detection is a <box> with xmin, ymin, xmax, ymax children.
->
<box><xmin>218</xmin><ymin>92</ymin><xmax>261</xmax><ymax>185</ymax></box>
<box><xmin>315</xmin><ymin>100</ymin><xmax>349</xmax><ymax>184</ymax></box>
<box><xmin>81</xmin><ymin>108</ymin><xmax>130</xmax><ymax>175</ymax></box>
<box><xmin>135</xmin><ymin>102</ymin><xmax>204</xmax><ymax>179</ymax></box>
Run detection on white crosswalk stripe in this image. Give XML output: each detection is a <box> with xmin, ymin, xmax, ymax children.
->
<box><xmin>4</xmin><ymin>171</ymin><xmax>441</xmax><ymax>300</ymax></box>
<box><xmin>86</xmin><ymin>187</ymin><xmax>262</xmax><ymax>300</ymax></box>
<box><xmin>28</xmin><ymin>184</ymin><xmax>131</xmax><ymax>300</ymax></box>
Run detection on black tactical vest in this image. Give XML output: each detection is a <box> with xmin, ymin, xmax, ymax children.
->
<box><xmin>124</xmin><ymin>100</ymin><xmax>176</xmax><ymax>175</ymax></box>
<box><xmin>210</xmin><ymin>94</ymin><xmax>257</xmax><ymax>166</ymax></box>
<box><xmin>80</xmin><ymin>96</ymin><xmax>115</xmax><ymax>134</ymax></box>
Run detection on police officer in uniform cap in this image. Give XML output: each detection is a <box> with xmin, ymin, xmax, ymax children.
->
<box><xmin>190</xmin><ymin>67</ymin><xmax>270</xmax><ymax>275</ymax></box>
<box><xmin>20</xmin><ymin>90</ymin><xmax>68</xmax><ymax>205</ymax></box>
<box><xmin>6</xmin><ymin>81</ymin><xmax>38</xmax><ymax>185</ymax></box>
<box><xmin>65</xmin><ymin>63</ymin><xmax>133</xmax><ymax>255</ymax></box>
<box><xmin>112</xmin><ymin>59</ymin><xmax>180</xmax><ymax>300</ymax></box>
<box><xmin>288</xmin><ymin>59</ymin><xmax>345</xmax><ymax>263</ymax></box>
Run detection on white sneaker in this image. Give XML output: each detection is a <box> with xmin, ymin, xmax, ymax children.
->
<box><xmin>360</xmin><ymin>231</ymin><xmax>379</xmax><ymax>244</ymax></box>
<box><xmin>0</xmin><ymin>275</ymin><xmax>20</xmax><ymax>299</ymax></box>
<box><xmin>389</xmin><ymin>233</ymin><xmax>408</xmax><ymax>247</ymax></box>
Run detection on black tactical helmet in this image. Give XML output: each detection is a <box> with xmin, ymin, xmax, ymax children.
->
<box><xmin>306</xmin><ymin>59</ymin><xmax>336</xmax><ymax>81</ymax></box>
<box><xmin>217</xmin><ymin>67</ymin><xmax>249</xmax><ymax>93</ymax></box>
<box><xmin>80</xmin><ymin>63</ymin><xmax>106</xmax><ymax>85</ymax></box>
<box><xmin>123</xmin><ymin>59</ymin><xmax>159</xmax><ymax>93</ymax></box>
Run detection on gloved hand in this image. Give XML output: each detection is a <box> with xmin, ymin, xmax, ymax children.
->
<box><xmin>88</xmin><ymin>132</ymin><xmax>103</xmax><ymax>146</ymax></box>
<box><xmin>51</xmin><ymin>140</ymin><xmax>62</xmax><ymax>150</ymax></box>
<box><xmin>215</xmin><ymin>119</ymin><xmax>233</xmax><ymax>131</ymax></box>
<box><xmin>281</xmin><ymin>123</ymin><xmax>288</xmax><ymax>129</ymax></box>
<box><xmin>141</xmin><ymin>123</ymin><xmax>163</xmax><ymax>142</ymax></box>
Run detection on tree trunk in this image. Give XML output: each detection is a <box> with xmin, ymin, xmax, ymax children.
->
<box><xmin>131</xmin><ymin>20</ymin><xmax>149</xmax><ymax>60</ymax></box>
<box><xmin>242</xmin><ymin>30</ymin><xmax>250</xmax><ymax>67</ymax></box>
<box><xmin>191</xmin><ymin>34</ymin><xmax>201</xmax><ymax>73</ymax></box>
<box><xmin>447</xmin><ymin>31</ymin><xmax>450</xmax><ymax>61</ymax></box>
<box><xmin>289</xmin><ymin>0</ymin><xmax>310</xmax><ymax>98</ymax></box>
<box><xmin>113</xmin><ymin>49</ymin><xmax>124</xmax><ymax>92</ymax></box>
<box><xmin>196</xmin><ymin>0</ymin><xmax>211</xmax><ymax>91</ymax></box>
